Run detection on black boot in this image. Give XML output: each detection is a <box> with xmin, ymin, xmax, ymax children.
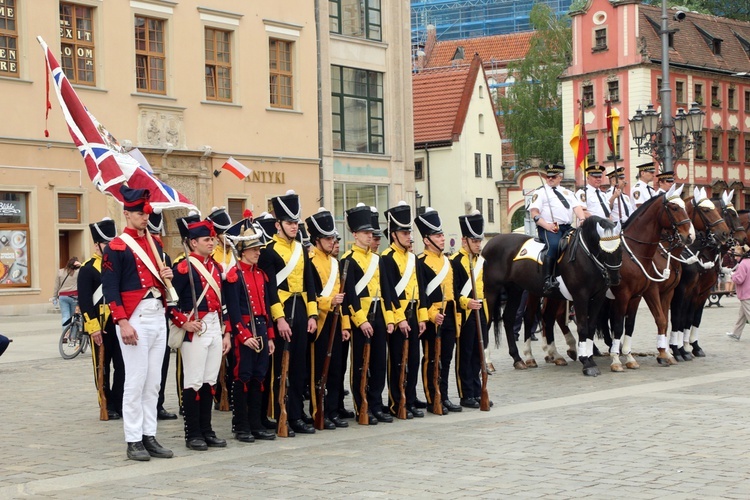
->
<box><xmin>542</xmin><ymin>255</ymin><xmax>559</xmax><ymax>296</ymax></box>
<box><xmin>199</xmin><ymin>384</ymin><xmax>226</xmax><ymax>447</ymax></box>
<box><xmin>183</xmin><ymin>388</ymin><xmax>207</xmax><ymax>450</ymax></box>
<box><xmin>232</xmin><ymin>381</ymin><xmax>254</xmax><ymax>443</ymax></box>
<box><xmin>249</xmin><ymin>380</ymin><xmax>276</xmax><ymax>440</ymax></box>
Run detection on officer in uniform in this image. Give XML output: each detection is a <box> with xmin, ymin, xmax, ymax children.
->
<box><xmin>606</xmin><ymin>166</ymin><xmax>632</xmax><ymax>224</ymax></box>
<box><xmin>224</xmin><ymin>220</ymin><xmax>277</xmax><ymax>443</ymax></box>
<box><xmin>576</xmin><ymin>165</ymin><xmax>611</xmax><ymax>219</ymax></box>
<box><xmin>306</xmin><ymin>208</ymin><xmax>351</xmax><ymax>429</ymax></box>
<box><xmin>528</xmin><ymin>164</ymin><xmax>586</xmax><ymax>295</ymax></box>
<box><xmin>256</xmin><ymin>212</ymin><xmax>278</xmax><ymax>245</ymax></box>
<box><xmin>102</xmin><ymin>185</ymin><xmax>174</xmax><ymax>461</ymax></box>
<box><xmin>259</xmin><ymin>190</ymin><xmax>318</xmax><ymax>436</ymax></box>
<box><xmin>630</xmin><ymin>161</ymin><xmax>657</xmax><ymax>210</ymax></box>
<box><xmin>340</xmin><ymin>203</ymin><xmax>395</xmax><ymax>424</ymax></box>
<box><xmin>332</xmin><ymin>228</ymin><xmax>355</xmax><ymax>420</ymax></box>
<box><xmin>371</xmin><ymin>207</ymin><xmax>383</xmax><ymax>253</ymax></box>
<box><xmin>655</xmin><ymin>170</ymin><xmax>675</xmax><ymax>194</ymax></box>
<box><xmin>451</xmin><ymin>211</ymin><xmax>489</xmax><ymax>409</ymax></box>
<box><xmin>415</xmin><ymin>208</ymin><xmax>460</xmax><ymax>414</ymax></box>
<box><xmin>79</xmin><ymin>217</ymin><xmax>124</xmax><ymax>421</ymax></box>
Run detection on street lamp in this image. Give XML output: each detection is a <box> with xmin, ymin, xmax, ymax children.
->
<box><xmin>630</xmin><ymin>102</ymin><xmax>704</xmax><ymax>161</ymax></box>
<box><xmin>415</xmin><ymin>190</ymin><xmax>425</xmax><ymax>215</ymax></box>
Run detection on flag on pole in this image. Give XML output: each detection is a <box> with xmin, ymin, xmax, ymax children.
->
<box><xmin>38</xmin><ymin>36</ymin><xmax>196</xmax><ymax>212</ymax></box>
<box><xmin>569</xmin><ymin>100</ymin><xmax>589</xmax><ymax>171</ymax></box>
<box><xmin>128</xmin><ymin>148</ymin><xmax>153</xmax><ymax>174</ymax></box>
<box><xmin>221</xmin><ymin>157</ymin><xmax>252</xmax><ymax>180</ymax></box>
<box><xmin>606</xmin><ymin>101</ymin><xmax>620</xmax><ymax>159</ymax></box>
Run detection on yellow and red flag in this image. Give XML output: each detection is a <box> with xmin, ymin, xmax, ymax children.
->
<box><xmin>569</xmin><ymin>100</ymin><xmax>589</xmax><ymax>170</ymax></box>
<box><xmin>606</xmin><ymin>101</ymin><xmax>620</xmax><ymax>159</ymax></box>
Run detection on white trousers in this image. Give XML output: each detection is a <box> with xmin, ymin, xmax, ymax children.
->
<box><xmin>116</xmin><ymin>299</ymin><xmax>166</xmax><ymax>443</ymax></box>
<box><xmin>180</xmin><ymin>311</ymin><xmax>223</xmax><ymax>391</ymax></box>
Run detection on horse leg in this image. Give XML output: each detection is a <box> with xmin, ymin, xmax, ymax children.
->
<box><xmin>545</xmin><ymin>300</ymin><xmax>568</xmax><ymax>366</ymax></box>
<box><xmin>607</xmin><ymin>298</ymin><xmax>625</xmax><ymax>372</ymax></box>
<box><xmin>522</xmin><ymin>295</ymin><xmax>540</xmax><ymax>368</ymax></box>
<box><xmin>643</xmin><ymin>284</ymin><xmax>675</xmax><ymax>366</ymax></box>
<box><xmin>502</xmin><ymin>287</ymin><xmax>526</xmax><ymax>370</ymax></box>
<box><xmin>576</xmin><ymin>296</ymin><xmax>600</xmax><ymax>377</ymax></box>
<box><xmin>687</xmin><ymin>300</ymin><xmax>707</xmax><ymax>357</ymax></box>
<box><xmin>621</xmin><ymin>296</ymin><xmax>642</xmax><ymax>369</ymax></box>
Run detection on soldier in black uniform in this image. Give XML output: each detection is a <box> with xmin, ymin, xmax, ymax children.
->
<box><xmin>78</xmin><ymin>218</ymin><xmax>124</xmax><ymax>420</ymax></box>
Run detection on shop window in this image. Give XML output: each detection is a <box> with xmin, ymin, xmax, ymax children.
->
<box><xmin>0</xmin><ymin>191</ymin><xmax>30</xmax><ymax>287</ymax></box>
<box><xmin>58</xmin><ymin>193</ymin><xmax>81</xmax><ymax>223</ymax></box>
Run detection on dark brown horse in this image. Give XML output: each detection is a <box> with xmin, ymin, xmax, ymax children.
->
<box><xmin>483</xmin><ymin>216</ymin><xmax>622</xmax><ymax>376</ymax></box>
<box><xmin>606</xmin><ymin>185</ymin><xmax>694</xmax><ymax>370</ymax></box>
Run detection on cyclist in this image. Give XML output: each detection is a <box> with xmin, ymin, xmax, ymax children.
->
<box><xmin>54</xmin><ymin>257</ymin><xmax>81</xmax><ymax>330</ymax></box>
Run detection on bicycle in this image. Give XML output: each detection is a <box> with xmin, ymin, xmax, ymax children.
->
<box><xmin>59</xmin><ymin>304</ymin><xmax>89</xmax><ymax>360</ymax></box>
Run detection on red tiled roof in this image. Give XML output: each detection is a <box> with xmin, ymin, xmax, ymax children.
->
<box><xmin>424</xmin><ymin>31</ymin><xmax>533</xmax><ymax>69</ymax></box>
<box><xmin>639</xmin><ymin>5</ymin><xmax>750</xmax><ymax>74</ymax></box>
<box><xmin>413</xmin><ymin>57</ymin><xmax>480</xmax><ymax>145</ymax></box>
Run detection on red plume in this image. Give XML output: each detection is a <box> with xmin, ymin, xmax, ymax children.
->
<box><xmin>243</xmin><ymin>209</ymin><xmax>253</xmax><ymax>219</ymax></box>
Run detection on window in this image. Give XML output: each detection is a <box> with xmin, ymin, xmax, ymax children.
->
<box><xmin>60</xmin><ymin>3</ymin><xmax>95</xmax><ymax>85</ymax></box>
<box><xmin>57</xmin><ymin>194</ymin><xmax>81</xmax><ymax>223</ymax></box>
<box><xmin>329</xmin><ymin>0</ymin><xmax>382</xmax><ymax>42</ymax></box>
<box><xmin>331</xmin><ymin>65</ymin><xmax>384</xmax><ymax>153</ymax></box>
<box><xmin>728</xmin><ymin>137</ymin><xmax>737</xmax><ymax>161</ymax></box>
<box><xmin>713</xmin><ymin>39</ymin><xmax>722</xmax><ymax>55</ymax></box>
<box><xmin>711</xmin><ymin>135</ymin><xmax>720</xmax><ymax>160</ymax></box>
<box><xmin>675</xmin><ymin>81</ymin><xmax>685</xmax><ymax>103</ymax></box>
<box><xmin>695</xmin><ymin>132</ymin><xmax>705</xmax><ymax>159</ymax></box>
<box><xmin>205</xmin><ymin>28</ymin><xmax>232</xmax><ymax>102</ymax></box>
<box><xmin>745</xmin><ymin>90</ymin><xmax>750</xmax><ymax>112</ymax></box>
<box><xmin>668</xmin><ymin>32</ymin><xmax>674</xmax><ymax>49</ymax></box>
<box><xmin>227</xmin><ymin>198</ymin><xmax>245</xmax><ymax>223</ymax></box>
<box><xmin>656</xmin><ymin>78</ymin><xmax>662</xmax><ymax>100</ymax></box>
<box><xmin>745</xmin><ymin>138</ymin><xmax>750</xmax><ymax>163</ymax></box>
<box><xmin>135</xmin><ymin>16</ymin><xmax>166</xmax><ymax>94</ymax></box>
<box><xmin>475</xmin><ymin>197</ymin><xmax>483</xmax><ymax>214</ymax></box>
<box><xmin>582</xmin><ymin>84</ymin><xmax>594</xmax><ymax>107</ymax></box>
<box><xmin>711</xmin><ymin>85</ymin><xmax>721</xmax><ymax>107</ymax></box>
<box><xmin>478</xmin><ymin>113</ymin><xmax>485</xmax><ymax>134</ymax></box>
<box><xmin>486</xmin><ymin>154</ymin><xmax>493</xmax><ymax>178</ymax></box>
<box><xmin>269</xmin><ymin>39</ymin><xmax>293</xmax><ymax>109</ymax></box>
<box><xmin>415</xmin><ymin>159</ymin><xmax>423</xmax><ymax>180</ymax></box>
<box><xmin>594</xmin><ymin>28</ymin><xmax>607</xmax><ymax>50</ymax></box>
<box><xmin>474</xmin><ymin>153</ymin><xmax>481</xmax><ymax>177</ymax></box>
<box><xmin>587</xmin><ymin>137</ymin><xmax>596</xmax><ymax>163</ymax></box>
<box><xmin>728</xmin><ymin>88</ymin><xmax>736</xmax><ymax>110</ymax></box>
<box><xmin>695</xmin><ymin>83</ymin><xmax>704</xmax><ymax>105</ymax></box>
<box><xmin>607</xmin><ymin>80</ymin><xmax>619</xmax><ymax>102</ymax></box>
<box><xmin>0</xmin><ymin>0</ymin><xmax>18</xmax><ymax>77</ymax></box>
<box><xmin>487</xmin><ymin>199</ymin><xmax>495</xmax><ymax>223</ymax></box>
<box><xmin>333</xmin><ymin>182</ymin><xmax>388</xmax><ymax>249</ymax></box>
<box><xmin>0</xmin><ymin>191</ymin><xmax>30</xmax><ymax>288</ymax></box>
<box><xmin>607</xmin><ymin>130</ymin><xmax>622</xmax><ymax>160</ymax></box>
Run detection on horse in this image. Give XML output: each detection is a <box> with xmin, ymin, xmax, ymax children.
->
<box><xmin>606</xmin><ymin>184</ymin><xmax>694</xmax><ymax>370</ymax></box>
<box><xmin>483</xmin><ymin>216</ymin><xmax>622</xmax><ymax>376</ymax></box>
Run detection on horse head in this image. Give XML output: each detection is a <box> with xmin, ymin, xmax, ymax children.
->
<box><xmin>660</xmin><ymin>184</ymin><xmax>694</xmax><ymax>247</ymax></box>
<box><xmin>581</xmin><ymin>216</ymin><xmax>622</xmax><ymax>287</ymax></box>
<box><xmin>689</xmin><ymin>187</ymin><xmax>730</xmax><ymax>245</ymax></box>
<box><xmin>720</xmin><ymin>189</ymin><xmax>748</xmax><ymax>245</ymax></box>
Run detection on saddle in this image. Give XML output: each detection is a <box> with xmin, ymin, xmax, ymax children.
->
<box><xmin>516</xmin><ymin>228</ymin><xmax>577</xmax><ymax>265</ymax></box>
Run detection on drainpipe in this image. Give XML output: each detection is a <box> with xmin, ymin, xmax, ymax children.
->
<box><xmin>315</xmin><ymin>0</ymin><xmax>324</xmax><ymax>207</ymax></box>
<box><xmin>425</xmin><ymin>147</ymin><xmax>432</xmax><ymax>207</ymax></box>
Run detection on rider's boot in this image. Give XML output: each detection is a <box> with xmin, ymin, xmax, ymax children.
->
<box><xmin>542</xmin><ymin>256</ymin><xmax>559</xmax><ymax>296</ymax></box>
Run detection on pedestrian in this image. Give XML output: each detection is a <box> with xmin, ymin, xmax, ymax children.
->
<box><xmin>54</xmin><ymin>256</ymin><xmax>81</xmax><ymax>329</ymax></box>
<box><xmin>727</xmin><ymin>245</ymin><xmax>750</xmax><ymax>341</ymax></box>
<box><xmin>101</xmin><ymin>185</ymin><xmax>174</xmax><ymax>461</ymax></box>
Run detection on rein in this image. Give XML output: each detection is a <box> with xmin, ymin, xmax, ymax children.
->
<box><xmin>577</xmin><ymin>225</ymin><xmax>621</xmax><ymax>287</ymax></box>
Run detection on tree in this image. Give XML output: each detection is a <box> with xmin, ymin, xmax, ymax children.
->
<box><xmin>642</xmin><ymin>0</ymin><xmax>749</xmax><ymax>22</ymax></box>
<box><xmin>499</xmin><ymin>3</ymin><xmax>571</xmax><ymax>166</ymax></box>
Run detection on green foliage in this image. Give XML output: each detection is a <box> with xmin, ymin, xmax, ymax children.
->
<box><xmin>498</xmin><ymin>3</ymin><xmax>571</xmax><ymax>166</ymax></box>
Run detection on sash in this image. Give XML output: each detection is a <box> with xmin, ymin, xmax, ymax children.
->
<box><xmin>276</xmin><ymin>241</ymin><xmax>302</xmax><ymax>287</ymax></box>
<box><xmin>394</xmin><ymin>252</ymin><xmax>416</xmax><ymax>298</ymax></box>
<box><xmin>460</xmin><ymin>256</ymin><xmax>484</xmax><ymax>298</ymax></box>
<box><xmin>425</xmin><ymin>255</ymin><xmax>450</xmax><ymax>296</ymax></box>
<box><xmin>188</xmin><ymin>256</ymin><xmax>222</xmax><ymax>301</ymax></box>
<box><xmin>355</xmin><ymin>254</ymin><xmax>379</xmax><ymax>296</ymax></box>
<box><xmin>119</xmin><ymin>233</ymin><xmax>165</xmax><ymax>286</ymax></box>
<box><xmin>93</xmin><ymin>284</ymin><xmax>104</xmax><ymax>305</ymax></box>
<box><xmin>320</xmin><ymin>256</ymin><xmax>339</xmax><ymax>298</ymax></box>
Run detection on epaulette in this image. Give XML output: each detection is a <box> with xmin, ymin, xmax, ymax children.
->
<box><xmin>177</xmin><ymin>260</ymin><xmax>189</xmax><ymax>274</ymax></box>
<box><xmin>225</xmin><ymin>266</ymin><xmax>239</xmax><ymax>283</ymax></box>
<box><xmin>109</xmin><ymin>237</ymin><xmax>126</xmax><ymax>251</ymax></box>
<box><xmin>449</xmin><ymin>252</ymin><xmax>463</xmax><ymax>262</ymax></box>
<box><xmin>83</xmin><ymin>256</ymin><xmax>97</xmax><ymax>267</ymax></box>
<box><xmin>381</xmin><ymin>247</ymin><xmax>393</xmax><ymax>256</ymax></box>
<box><xmin>341</xmin><ymin>249</ymin><xmax>353</xmax><ymax>259</ymax></box>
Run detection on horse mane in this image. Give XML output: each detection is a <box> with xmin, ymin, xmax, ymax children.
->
<box><xmin>621</xmin><ymin>193</ymin><xmax>662</xmax><ymax>230</ymax></box>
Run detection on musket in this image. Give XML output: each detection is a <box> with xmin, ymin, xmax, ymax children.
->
<box><xmin>95</xmin><ymin>296</ymin><xmax>108</xmax><ymax>421</ymax></box>
<box><xmin>398</xmin><ymin>285</ymin><xmax>417</xmax><ymax>420</ymax></box>
<box><xmin>468</xmin><ymin>254</ymin><xmax>491</xmax><ymax>411</ymax></box>
<box><xmin>181</xmin><ymin>238</ymin><xmax>207</xmax><ymax>336</ymax></box>
<box><xmin>431</xmin><ymin>284</ymin><xmax>447</xmax><ymax>416</ymax></box>
<box><xmin>277</xmin><ymin>292</ymin><xmax>297</xmax><ymax>437</ymax></box>
<box><xmin>358</xmin><ymin>287</ymin><xmax>378</xmax><ymax>425</ymax></box>
<box><xmin>314</xmin><ymin>259</ymin><xmax>350</xmax><ymax>431</ymax></box>
<box><xmin>145</xmin><ymin>230</ymin><xmax>178</xmax><ymax>303</ymax></box>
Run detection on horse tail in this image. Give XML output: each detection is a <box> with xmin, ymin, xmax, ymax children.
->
<box><xmin>492</xmin><ymin>286</ymin><xmax>503</xmax><ymax>349</ymax></box>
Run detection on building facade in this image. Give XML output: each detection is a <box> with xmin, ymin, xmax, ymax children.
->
<box><xmin>562</xmin><ymin>0</ymin><xmax>750</xmax><ymax>202</ymax></box>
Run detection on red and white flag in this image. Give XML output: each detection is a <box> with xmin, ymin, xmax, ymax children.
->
<box><xmin>39</xmin><ymin>36</ymin><xmax>196</xmax><ymax>212</ymax></box>
<box><xmin>221</xmin><ymin>157</ymin><xmax>252</xmax><ymax>180</ymax></box>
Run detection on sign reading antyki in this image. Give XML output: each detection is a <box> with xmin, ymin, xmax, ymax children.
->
<box><xmin>245</xmin><ymin>171</ymin><xmax>285</xmax><ymax>184</ymax></box>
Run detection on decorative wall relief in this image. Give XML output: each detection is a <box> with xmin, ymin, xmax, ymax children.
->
<box><xmin>137</xmin><ymin>104</ymin><xmax>187</xmax><ymax>149</ymax></box>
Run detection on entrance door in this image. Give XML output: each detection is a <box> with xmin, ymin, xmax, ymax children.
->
<box><xmin>59</xmin><ymin>231</ymin><xmax>70</xmax><ymax>269</ymax></box>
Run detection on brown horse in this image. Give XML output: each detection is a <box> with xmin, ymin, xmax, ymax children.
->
<box><xmin>606</xmin><ymin>185</ymin><xmax>694</xmax><ymax>369</ymax></box>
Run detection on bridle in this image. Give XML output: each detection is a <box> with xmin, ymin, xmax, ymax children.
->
<box><xmin>690</xmin><ymin>198</ymin><xmax>724</xmax><ymax>250</ymax></box>
<box><xmin>660</xmin><ymin>195</ymin><xmax>692</xmax><ymax>250</ymax></box>
<box><xmin>577</xmin><ymin>222</ymin><xmax>622</xmax><ymax>288</ymax></box>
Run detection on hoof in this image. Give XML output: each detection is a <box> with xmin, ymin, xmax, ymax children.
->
<box><xmin>513</xmin><ymin>360</ymin><xmax>528</xmax><ymax>370</ymax></box>
<box><xmin>610</xmin><ymin>363</ymin><xmax>624</xmax><ymax>372</ymax></box>
<box><xmin>567</xmin><ymin>349</ymin><xmax>577</xmax><ymax>361</ymax></box>
<box><xmin>625</xmin><ymin>361</ymin><xmax>640</xmax><ymax>369</ymax></box>
<box><xmin>583</xmin><ymin>366</ymin><xmax>600</xmax><ymax>377</ymax></box>
<box><xmin>679</xmin><ymin>348</ymin><xmax>693</xmax><ymax>361</ymax></box>
<box><xmin>656</xmin><ymin>356</ymin><xmax>671</xmax><ymax>366</ymax></box>
<box><xmin>553</xmin><ymin>357</ymin><xmax>568</xmax><ymax>366</ymax></box>
<box><xmin>525</xmin><ymin>359</ymin><xmax>538</xmax><ymax>368</ymax></box>
<box><xmin>691</xmin><ymin>342</ymin><xmax>706</xmax><ymax>357</ymax></box>
<box><xmin>545</xmin><ymin>355</ymin><xmax>554</xmax><ymax>364</ymax></box>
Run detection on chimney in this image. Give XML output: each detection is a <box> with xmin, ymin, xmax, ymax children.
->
<box><xmin>424</xmin><ymin>24</ymin><xmax>437</xmax><ymax>65</ymax></box>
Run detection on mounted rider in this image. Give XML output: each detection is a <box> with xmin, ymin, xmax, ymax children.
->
<box><xmin>576</xmin><ymin>165</ymin><xmax>611</xmax><ymax>219</ymax></box>
<box><xmin>630</xmin><ymin>160</ymin><xmax>658</xmax><ymax>211</ymax></box>
<box><xmin>606</xmin><ymin>166</ymin><xmax>632</xmax><ymax>224</ymax></box>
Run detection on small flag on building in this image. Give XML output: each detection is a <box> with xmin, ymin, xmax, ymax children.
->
<box><xmin>221</xmin><ymin>157</ymin><xmax>252</xmax><ymax>180</ymax></box>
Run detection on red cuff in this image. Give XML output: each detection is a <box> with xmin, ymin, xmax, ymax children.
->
<box><xmin>170</xmin><ymin>309</ymin><xmax>189</xmax><ymax>328</ymax></box>
<box><xmin>109</xmin><ymin>303</ymin><xmax>127</xmax><ymax>323</ymax></box>
<box><xmin>236</xmin><ymin>323</ymin><xmax>253</xmax><ymax>344</ymax></box>
<box><xmin>267</xmin><ymin>323</ymin><xmax>275</xmax><ymax>340</ymax></box>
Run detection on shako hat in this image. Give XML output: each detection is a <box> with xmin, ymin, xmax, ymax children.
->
<box><xmin>227</xmin><ymin>219</ymin><xmax>264</xmax><ymax>253</ymax></box>
<box><xmin>187</xmin><ymin>219</ymin><xmax>216</xmax><ymax>240</ymax></box>
<box><xmin>271</xmin><ymin>190</ymin><xmax>301</xmax><ymax>222</ymax></box>
<box><xmin>256</xmin><ymin>212</ymin><xmax>277</xmax><ymax>244</ymax></box>
<box><xmin>384</xmin><ymin>201</ymin><xmax>412</xmax><ymax>235</ymax></box>
<box><xmin>225</xmin><ymin>210</ymin><xmax>253</xmax><ymax>240</ymax></box>
<box><xmin>414</xmin><ymin>207</ymin><xmax>443</xmax><ymax>237</ymax></box>
<box><xmin>89</xmin><ymin>218</ymin><xmax>117</xmax><ymax>244</ymax></box>
<box><xmin>371</xmin><ymin>207</ymin><xmax>383</xmax><ymax>237</ymax></box>
<box><xmin>206</xmin><ymin>206</ymin><xmax>232</xmax><ymax>234</ymax></box>
<box><xmin>459</xmin><ymin>210</ymin><xmax>485</xmax><ymax>239</ymax></box>
<box><xmin>176</xmin><ymin>211</ymin><xmax>201</xmax><ymax>240</ymax></box>
<box><xmin>147</xmin><ymin>209</ymin><xmax>164</xmax><ymax>235</ymax></box>
<box><xmin>306</xmin><ymin>208</ymin><xmax>336</xmax><ymax>241</ymax></box>
<box><xmin>120</xmin><ymin>185</ymin><xmax>152</xmax><ymax>213</ymax></box>
<box><xmin>346</xmin><ymin>203</ymin><xmax>374</xmax><ymax>233</ymax></box>
<box><xmin>297</xmin><ymin>222</ymin><xmax>311</xmax><ymax>247</ymax></box>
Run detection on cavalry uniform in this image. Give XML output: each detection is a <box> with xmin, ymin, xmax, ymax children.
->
<box><xmin>258</xmin><ymin>190</ymin><xmax>318</xmax><ymax>435</ymax></box>
<box><xmin>341</xmin><ymin>204</ymin><xmax>395</xmax><ymax>424</ymax></box>
<box><xmin>381</xmin><ymin>202</ymin><xmax>428</xmax><ymax>419</ymax></box>
<box><xmin>451</xmin><ymin>212</ymin><xmax>489</xmax><ymax>408</ymax></box>
<box><xmin>630</xmin><ymin>161</ymin><xmax>657</xmax><ymax>211</ymax></box>
<box><xmin>306</xmin><ymin>208</ymin><xmax>351</xmax><ymax>429</ymax></box>
<box><xmin>415</xmin><ymin>208</ymin><xmax>461</xmax><ymax>414</ymax></box>
<box><xmin>224</xmin><ymin>220</ymin><xmax>277</xmax><ymax>442</ymax></box>
<box><xmin>169</xmin><ymin>218</ymin><xmax>227</xmax><ymax>450</ymax></box>
<box><xmin>606</xmin><ymin>167</ymin><xmax>632</xmax><ymax>224</ymax></box>
<box><xmin>575</xmin><ymin>165</ymin><xmax>611</xmax><ymax>219</ymax></box>
<box><xmin>101</xmin><ymin>186</ymin><xmax>172</xmax><ymax>461</ymax></box>
<box><xmin>79</xmin><ymin>218</ymin><xmax>124</xmax><ymax>420</ymax></box>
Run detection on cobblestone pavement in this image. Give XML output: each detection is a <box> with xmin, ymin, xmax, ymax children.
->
<box><xmin>2</xmin><ymin>297</ymin><xmax>750</xmax><ymax>499</ymax></box>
